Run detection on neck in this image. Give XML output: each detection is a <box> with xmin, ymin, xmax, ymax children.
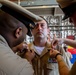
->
<box><xmin>1</xmin><ymin>33</ymin><xmax>14</xmax><ymax>48</ymax></box>
<box><xmin>33</xmin><ymin>38</ymin><xmax>47</xmax><ymax>47</ymax></box>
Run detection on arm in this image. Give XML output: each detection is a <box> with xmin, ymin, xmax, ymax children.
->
<box><xmin>63</xmin><ymin>38</ymin><xmax>76</xmax><ymax>48</ymax></box>
<box><xmin>13</xmin><ymin>42</ymin><xmax>35</xmax><ymax>64</ymax></box>
<box><xmin>51</xmin><ymin>38</ymin><xmax>76</xmax><ymax>48</ymax></box>
<box><xmin>56</xmin><ymin>54</ymin><xmax>69</xmax><ymax>75</ymax></box>
<box><xmin>50</xmin><ymin>50</ymin><xmax>70</xmax><ymax>75</ymax></box>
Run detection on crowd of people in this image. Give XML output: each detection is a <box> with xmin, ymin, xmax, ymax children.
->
<box><xmin>0</xmin><ymin>0</ymin><xmax>76</xmax><ymax>75</ymax></box>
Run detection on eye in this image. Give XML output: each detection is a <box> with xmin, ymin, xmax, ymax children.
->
<box><xmin>41</xmin><ymin>23</ymin><xmax>46</xmax><ymax>28</ymax></box>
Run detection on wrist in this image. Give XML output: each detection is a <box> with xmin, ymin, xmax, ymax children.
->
<box><xmin>55</xmin><ymin>53</ymin><xmax>62</xmax><ymax>59</ymax></box>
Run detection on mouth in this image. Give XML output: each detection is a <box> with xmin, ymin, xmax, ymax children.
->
<box><xmin>37</xmin><ymin>31</ymin><xmax>42</xmax><ymax>34</ymax></box>
<box><xmin>37</xmin><ymin>32</ymin><xmax>42</xmax><ymax>35</ymax></box>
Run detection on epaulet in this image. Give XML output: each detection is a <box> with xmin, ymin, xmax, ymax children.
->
<box><xmin>28</xmin><ymin>42</ymin><xmax>33</xmax><ymax>50</ymax></box>
<box><xmin>46</xmin><ymin>41</ymin><xmax>52</xmax><ymax>48</ymax></box>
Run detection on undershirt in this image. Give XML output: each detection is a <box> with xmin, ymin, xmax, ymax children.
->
<box><xmin>34</xmin><ymin>46</ymin><xmax>45</xmax><ymax>55</ymax></box>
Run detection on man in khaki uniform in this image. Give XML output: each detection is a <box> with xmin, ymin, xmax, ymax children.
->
<box><xmin>0</xmin><ymin>0</ymin><xmax>42</xmax><ymax>75</ymax></box>
<box><xmin>28</xmin><ymin>18</ymin><xmax>72</xmax><ymax>75</ymax></box>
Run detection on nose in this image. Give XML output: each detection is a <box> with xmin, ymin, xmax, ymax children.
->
<box><xmin>37</xmin><ymin>24</ymin><xmax>42</xmax><ymax>30</ymax></box>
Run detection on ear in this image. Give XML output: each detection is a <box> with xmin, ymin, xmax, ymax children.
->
<box><xmin>15</xmin><ymin>27</ymin><xmax>22</xmax><ymax>38</ymax></box>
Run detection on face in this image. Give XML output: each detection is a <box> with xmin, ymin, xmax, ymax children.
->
<box><xmin>32</xmin><ymin>20</ymin><xmax>48</xmax><ymax>39</ymax></box>
<box><xmin>69</xmin><ymin>12</ymin><xmax>76</xmax><ymax>27</ymax></box>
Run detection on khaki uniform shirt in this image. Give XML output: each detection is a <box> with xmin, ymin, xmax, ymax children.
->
<box><xmin>29</xmin><ymin>41</ymin><xmax>72</xmax><ymax>75</ymax></box>
<box><xmin>0</xmin><ymin>35</ymin><xmax>34</xmax><ymax>75</ymax></box>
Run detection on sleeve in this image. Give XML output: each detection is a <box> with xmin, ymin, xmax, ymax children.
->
<box><xmin>58</xmin><ymin>45</ymin><xmax>72</xmax><ymax>69</ymax></box>
<box><xmin>19</xmin><ymin>64</ymin><xmax>34</xmax><ymax>75</ymax></box>
<box><xmin>0</xmin><ymin>44</ymin><xmax>34</xmax><ymax>75</ymax></box>
<box><xmin>13</xmin><ymin>56</ymin><xmax>34</xmax><ymax>75</ymax></box>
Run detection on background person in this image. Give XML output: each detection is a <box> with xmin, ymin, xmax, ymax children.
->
<box><xmin>51</xmin><ymin>37</ymin><xmax>76</xmax><ymax>48</ymax></box>
<box><xmin>63</xmin><ymin>45</ymin><xmax>72</xmax><ymax>60</ymax></box>
<box><xmin>50</xmin><ymin>0</ymin><xmax>76</xmax><ymax>75</ymax></box>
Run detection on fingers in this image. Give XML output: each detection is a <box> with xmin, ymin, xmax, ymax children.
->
<box><xmin>30</xmin><ymin>49</ymin><xmax>35</xmax><ymax>57</ymax></box>
<box><xmin>26</xmin><ymin>49</ymin><xmax>35</xmax><ymax>55</ymax></box>
<box><xmin>53</xmin><ymin>33</ymin><xmax>56</xmax><ymax>39</ymax></box>
<box><xmin>51</xmin><ymin>38</ymin><xmax>60</xmax><ymax>49</ymax></box>
<box><xmin>51</xmin><ymin>41</ymin><xmax>57</xmax><ymax>49</ymax></box>
<box><xmin>50</xmin><ymin>49</ymin><xmax>60</xmax><ymax>56</ymax></box>
<box><xmin>25</xmin><ymin>49</ymin><xmax>35</xmax><ymax>61</ymax></box>
<box><xmin>29</xmin><ymin>49</ymin><xmax>33</xmax><ymax>52</ymax></box>
<box><xmin>50</xmin><ymin>50</ymin><xmax>53</xmax><ymax>55</ymax></box>
<box><xmin>23</xmin><ymin>43</ymin><xmax>29</xmax><ymax>49</ymax></box>
<box><xmin>51</xmin><ymin>34</ymin><xmax>58</xmax><ymax>48</ymax></box>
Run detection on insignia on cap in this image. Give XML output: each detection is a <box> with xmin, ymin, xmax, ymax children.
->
<box><xmin>29</xmin><ymin>23</ymin><xmax>34</xmax><ymax>29</ymax></box>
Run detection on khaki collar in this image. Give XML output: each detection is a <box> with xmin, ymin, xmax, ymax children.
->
<box><xmin>29</xmin><ymin>41</ymin><xmax>51</xmax><ymax>57</ymax></box>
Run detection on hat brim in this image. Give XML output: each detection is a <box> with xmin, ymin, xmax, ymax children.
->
<box><xmin>0</xmin><ymin>0</ymin><xmax>42</xmax><ymax>22</ymax></box>
<box><xmin>62</xmin><ymin>14</ymin><xmax>69</xmax><ymax>20</ymax></box>
<box><xmin>0</xmin><ymin>0</ymin><xmax>43</xmax><ymax>36</ymax></box>
<box><xmin>0</xmin><ymin>5</ymin><xmax>34</xmax><ymax>36</ymax></box>
<box><xmin>61</xmin><ymin>3</ymin><xmax>76</xmax><ymax>20</ymax></box>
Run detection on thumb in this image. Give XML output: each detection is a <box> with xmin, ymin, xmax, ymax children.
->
<box><xmin>50</xmin><ymin>50</ymin><xmax>53</xmax><ymax>54</ymax></box>
<box><xmin>53</xmin><ymin>33</ymin><xmax>56</xmax><ymax>39</ymax></box>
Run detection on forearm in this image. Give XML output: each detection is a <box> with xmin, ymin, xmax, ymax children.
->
<box><xmin>56</xmin><ymin>55</ymin><xmax>70</xmax><ymax>75</ymax></box>
<box><xmin>63</xmin><ymin>38</ymin><xmax>76</xmax><ymax>48</ymax></box>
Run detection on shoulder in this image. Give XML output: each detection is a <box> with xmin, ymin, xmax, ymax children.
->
<box><xmin>28</xmin><ymin>42</ymin><xmax>35</xmax><ymax>49</ymax></box>
<box><xmin>46</xmin><ymin>41</ymin><xmax>51</xmax><ymax>48</ymax></box>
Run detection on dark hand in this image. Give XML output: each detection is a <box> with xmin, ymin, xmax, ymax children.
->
<box><xmin>50</xmin><ymin>49</ymin><xmax>60</xmax><ymax>58</ymax></box>
<box><xmin>24</xmin><ymin>49</ymin><xmax>35</xmax><ymax>64</ymax></box>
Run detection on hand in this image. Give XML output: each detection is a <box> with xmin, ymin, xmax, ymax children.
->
<box><xmin>51</xmin><ymin>38</ymin><xmax>58</xmax><ymax>48</ymax></box>
<box><xmin>12</xmin><ymin>42</ymin><xmax>28</xmax><ymax>53</ymax></box>
<box><xmin>51</xmin><ymin>34</ymin><xmax>59</xmax><ymax>48</ymax></box>
<box><xmin>50</xmin><ymin>49</ymin><xmax>60</xmax><ymax>58</ymax></box>
<box><xmin>51</xmin><ymin>38</ymin><xmax>63</xmax><ymax>48</ymax></box>
<box><xmin>24</xmin><ymin>49</ymin><xmax>35</xmax><ymax>64</ymax></box>
<box><xmin>18</xmin><ymin>42</ymin><xmax>29</xmax><ymax>52</ymax></box>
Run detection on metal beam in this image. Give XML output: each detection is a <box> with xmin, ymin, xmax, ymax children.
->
<box><xmin>21</xmin><ymin>0</ymin><xmax>57</xmax><ymax>6</ymax></box>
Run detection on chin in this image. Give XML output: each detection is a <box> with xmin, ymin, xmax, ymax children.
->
<box><xmin>37</xmin><ymin>35</ymin><xmax>44</xmax><ymax>38</ymax></box>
